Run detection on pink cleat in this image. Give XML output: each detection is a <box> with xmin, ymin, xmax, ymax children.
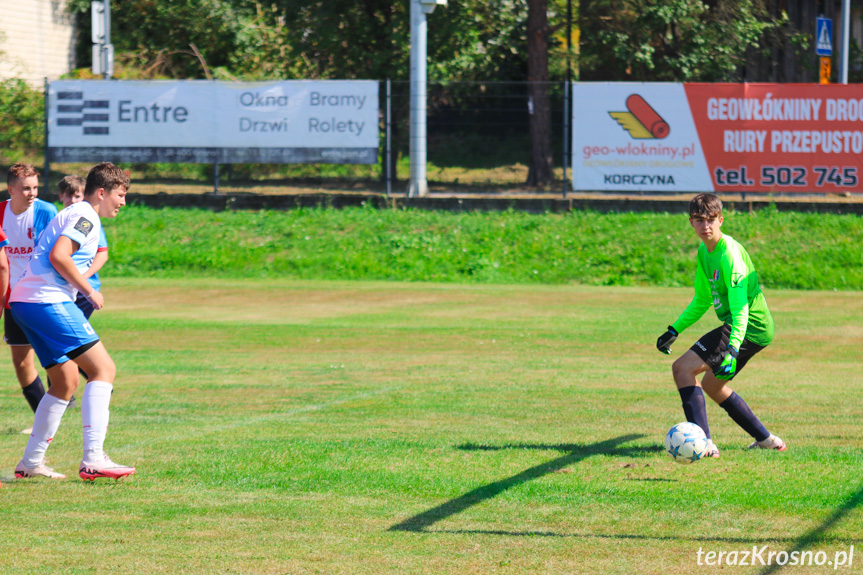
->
<box><xmin>15</xmin><ymin>460</ymin><xmax>66</xmax><ymax>479</ymax></box>
<box><xmin>79</xmin><ymin>454</ymin><xmax>136</xmax><ymax>481</ymax></box>
<box><xmin>748</xmin><ymin>434</ymin><xmax>787</xmax><ymax>451</ymax></box>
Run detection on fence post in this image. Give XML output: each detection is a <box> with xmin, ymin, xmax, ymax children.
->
<box><xmin>213</xmin><ymin>162</ymin><xmax>219</xmax><ymax>195</ymax></box>
<box><xmin>562</xmin><ymin>80</ymin><xmax>569</xmax><ymax>198</ymax></box>
<box><xmin>386</xmin><ymin>79</ymin><xmax>392</xmax><ymax>197</ymax></box>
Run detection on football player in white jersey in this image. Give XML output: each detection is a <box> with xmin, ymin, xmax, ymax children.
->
<box><xmin>58</xmin><ymin>175</ymin><xmax>110</xmax><ymax>319</ymax></box>
<box><xmin>1</xmin><ymin>164</ymin><xmax>58</xmax><ymax>416</ymax></box>
<box><xmin>11</xmin><ymin>162</ymin><xmax>135</xmax><ymax>481</ymax></box>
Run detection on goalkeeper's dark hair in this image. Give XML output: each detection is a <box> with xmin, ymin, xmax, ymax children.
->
<box><xmin>84</xmin><ymin>162</ymin><xmax>130</xmax><ymax>197</ymax></box>
<box><xmin>689</xmin><ymin>193</ymin><xmax>722</xmax><ymax>219</ymax></box>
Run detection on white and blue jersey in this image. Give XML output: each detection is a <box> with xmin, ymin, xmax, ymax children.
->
<box><xmin>11</xmin><ymin>201</ymin><xmax>102</xmax><ymax>305</ymax></box>
<box><xmin>0</xmin><ymin>198</ymin><xmax>57</xmax><ymax>300</ymax></box>
<box><xmin>9</xmin><ymin>201</ymin><xmax>102</xmax><ymax>366</ymax></box>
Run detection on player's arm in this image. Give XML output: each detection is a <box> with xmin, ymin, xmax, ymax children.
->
<box><xmin>82</xmin><ymin>249</ymin><xmax>108</xmax><ymax>280</ymax></box>
<box><xmin>0</xmin><ymin>242</ymin><xmax>9</xmax><ymax>311</ymax></box>
<box><xmin>723</xmin><ymin>256</ymin><xmax>750</xmax><ymax>351</ymax></box>
<box><xmin>83</xmin><ymin>227</ymin><xmax>109</xmax><ymax>280</ymax></box>
<box><xmin>657</xmin><ymin>264</ymin><xmax>712</xmax><ymax>354</ymax></box>
<box><xmin>49</xmin><ymin>236</ymin><xmax>104</xmax><ymax>310</ymax></box>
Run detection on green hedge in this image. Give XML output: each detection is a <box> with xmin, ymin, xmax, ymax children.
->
<box><xmin>103</xmin><ymin>204</ymin><xmax>863</xmax><ymax>290</ymax></box>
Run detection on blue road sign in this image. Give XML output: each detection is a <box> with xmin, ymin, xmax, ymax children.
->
<box><xmin>816</xmin><ymin>17</ymin><xmax>833</xmax><ymax>56</ymax></box>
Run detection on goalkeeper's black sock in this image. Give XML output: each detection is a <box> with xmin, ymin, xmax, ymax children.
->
<box><xmin>678</xmin><ymin>386</ymin><xmax>711</xmax><ymax>439</ymax></box>
<box><xmin>22</xmin><ymin>375</ymin><xmax>46</xmax><ymax>413</ymax></box>
<box><xmin>720</xmin><ymin>392</ymin><xmax>770</xmax><ymax>442</ymax></box>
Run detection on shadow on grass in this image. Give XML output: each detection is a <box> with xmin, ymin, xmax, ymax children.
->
<box><xmin>757</xmin><ymin>480</ymin><xmax>863</xmax><ymax>574</ymax></box>
<box><xmin>390</xmin><ymin>435</ymin><xmax>652</xmax><ymax>534</ymax></box>
<box><xmin>427</xmin><ymin>529</ymin><xmax>796</xmax><ymax>545</ymax></box>
<box><xmin>391</xmin><ymin>437</ymin><xmax>863</xmax><ymax>552</ymax></box>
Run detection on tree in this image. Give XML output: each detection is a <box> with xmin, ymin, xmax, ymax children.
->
<box><xmin>0</xmin><ymin>78</ymin><xmax>44</xmax><ymax>162</ymax></box>
<box><xmin>67</xmin><ymin>0</ymin><xmax>250</xmax><ymax>79</ymax></box>
<box><xmin>578</xmin><ymin>0</ymin><xmax>782</xmax><ymax>82</ymax></box>
<box><xmin>526</xmin><ymin>0</ymin><xmax>554</xmax><ymax>186</ymax></box>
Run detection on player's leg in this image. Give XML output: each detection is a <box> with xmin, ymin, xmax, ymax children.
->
<box><xmin>701</xmin><ymin>343</ymin><xmax>786</xmax><ymax>451</ymax></box>
<box><xmin>672</xmin><ymin>325</ymin><xmax>734</xmax><ymax>458</ymax></box>
<box><xmin>11</xmin><ymin>345</ymin><xmax>46</xmax><ymax>416</ymax></box>
<box><xmin>11</xmin><ymin>301</ymin><xmax>94</xmax><ymax>479</ymax></box>
<box><xmin>72</xmin><ymin>343</ymin><xmax>135</xmax><ymax>480</ymax></box>
<box><xmin>15</xmin><ymin>360</ymin><xmax>77</xmax><ymax>479</ymax></box>
<box><xmin>671</xmin><ymin>350</ymin><xmax>714</xmax><ymax>451</ymax></box>
<box><xmin>72</xmin><ymin>294</ymin><xmax>95</xmax><ymax>381</ymax></box>
<box><xmin>700</xmin><ymin>373</ymin><xmax>733</xmax><ymax>404</ymax></box>
<box><xmin>6</xmin><ymin>311</ymin><xmax>46</xmax><ymax>413</ymax></box>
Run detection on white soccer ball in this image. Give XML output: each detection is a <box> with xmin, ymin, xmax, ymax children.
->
<box><xmin>664</xmin><ymin>422</ymin><xmax>708</xmax><ymax>465</ymax></box>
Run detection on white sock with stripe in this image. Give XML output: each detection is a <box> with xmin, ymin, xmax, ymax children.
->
<box><xmin>81</xmin><ymin>380</ymin><xmax>113</xmax><ymax>465</ymax></box>
<box><xmin>22</xmin><ymin>394</ymin><xmax>69</xmax><ymax>468</ymax></box>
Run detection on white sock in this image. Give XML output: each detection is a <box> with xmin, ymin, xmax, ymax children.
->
<box><xmin>81</xmin><ymin>380</ymin><xmax>113</xmax><ymax>464</ymax></box>
<box><xmin>23</xmin><ymin>394</ymin><xmax>69</xmax><ymax>467</ymax></box>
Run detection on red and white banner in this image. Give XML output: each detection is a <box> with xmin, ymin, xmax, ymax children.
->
<box><xmin>573</xmin><ymin>83</ymin><xmax>863</xmax><ymax>193</ymax></box>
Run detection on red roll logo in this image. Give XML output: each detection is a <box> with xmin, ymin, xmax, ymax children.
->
<box><xmin>609</xmin><ymin>94</ymin><xmax>670</xmax><ymax>139</ymax></box>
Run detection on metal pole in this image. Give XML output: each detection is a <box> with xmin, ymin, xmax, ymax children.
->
<box><xmin>562</xmin><ymin>81</ymin><xmax>568</xmax><ymax>197</ymax></box>
<box><xmin>386</xmin><ymin>79</ymin><xmax>392</xmax><ymax>197</ymax></box>
<box><xmin>571</xmin><ymin>83</ymin><xmax>577</xmax><ymax>194</ymax></box>
<box><xmin>214</xmin><ymin>163</ymin><xmax>219</xmax><ymax>195</ymax></box>
<box><xmin>408</xmin><ymin>0</ymin><xmax>428</xmax><ymax>197</ymax></box>
<box><xmin>566</xmin><ymin>0</ymin><xmax>572</xmax><ymax>80</ymax></box>
<box><xmin>103</xmin><ymin>1</ymin><xmax>112</xmax><ymax>79</ymax></box>
<box><xmin>840</xmin><ymin>0</ymin><xmax>850</xmax><ymax>84</ymax></box>
<box><xmin>564</xmin><ymin>0</ymin><xmax>572</xmax><ymax>197</ymax></box>
<box><xmin>43</xmin><ymin>77</ymin><xmax>50</xmax><ymax>197</ymax></box>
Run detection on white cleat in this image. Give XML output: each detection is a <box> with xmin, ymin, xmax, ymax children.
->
<box><xmin>703</xmin><ymin>440</ymin><xmax>720</xmax><ymax>458</ymax></box>
<box><xmin>79</xmin><ymin>453</ymin><xmax>136</xmax><ymax>481</ymax></box>
<box><xmin>15</xmin><ymin>460</ymin><xmax>66</xmax><ymax>479</ymax></box>
<box><xmin>748</xmin><ymin>434</ymin><xmax>787</xmax><ymax>451</ymax></box>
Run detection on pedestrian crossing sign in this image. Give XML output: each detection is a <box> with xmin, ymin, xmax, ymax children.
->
<box><xmin>816</xmin><ymin>17</ymin><xmax>832</xmax><ymax>56</ymax></box>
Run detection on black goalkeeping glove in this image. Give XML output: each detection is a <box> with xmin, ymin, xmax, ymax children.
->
<box><xmin>656</xmin><ymin>326</ymin><xmax>678</xmax><ymax>355</ymax></box>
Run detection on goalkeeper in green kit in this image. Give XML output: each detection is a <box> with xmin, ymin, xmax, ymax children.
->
<box><xmin>656</xmin><ymin>193</ymin><xmax>786</xmax><ymax>458</ymax></box>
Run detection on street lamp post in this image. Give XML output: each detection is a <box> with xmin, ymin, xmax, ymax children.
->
<box><xmin>408</xmin><ymin>0</ymin><xmax>446</xmax><ymax>198</ymax></box>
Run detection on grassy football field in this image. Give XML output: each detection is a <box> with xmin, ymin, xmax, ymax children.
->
<box><xmin>0</xmin><ymin>278</ymin><xmax>860</xmax><ymax>574</ymax></box>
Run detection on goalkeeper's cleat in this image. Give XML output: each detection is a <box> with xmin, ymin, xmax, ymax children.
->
<box><xmin>748</xmin><ymin>434</ymin><xmax>787</xmax><ymax>451</ymax></box>
<box><xmin>703</xmin><ymin>440</ymin><xmax>720</xmax><ymax>458</ymax></box>
<box><xmin>79</xmin><ymin>454</ymin><xmax>136</xmax><ymax>481</ymax></box>
<box><xmin>15</xmin><ymin>460</ymin><xmax>66</xmax><ymax>479</ymax></box>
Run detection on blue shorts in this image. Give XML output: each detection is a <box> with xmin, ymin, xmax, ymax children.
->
<box><xmin>10</xmin><ymin>301</ymin><xmax>100</xmax><ymax>368</ymax></box>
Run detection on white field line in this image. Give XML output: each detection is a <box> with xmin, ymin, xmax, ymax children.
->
<box><xmin>120</xmin><ymin>385</ymin><xmax>403</xmax><ymax>450</ymax></box>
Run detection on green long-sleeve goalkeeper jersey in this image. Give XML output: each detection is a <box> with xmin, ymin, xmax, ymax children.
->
<box><xmin>671</xmin><ymin>234</ymin><xmax>774</xmax><ymax>349</ymax></box>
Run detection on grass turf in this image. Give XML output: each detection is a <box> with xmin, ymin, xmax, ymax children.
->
<box><xmin>0</xmin><ymin>278</ymin><xmax>860</xmax><ymax>574</ymax></box>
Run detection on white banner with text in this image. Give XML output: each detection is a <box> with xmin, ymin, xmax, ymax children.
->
<box><xmin>47</xmin><ymin>80</ymin><xmax>379</xmax><ymax>164</ymax></box>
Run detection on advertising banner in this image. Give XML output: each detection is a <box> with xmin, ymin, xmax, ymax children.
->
<box><xmin>573</xmin><ymin>83</ymin><xmax>863</xmax><ymax>193</ymax></box>
<box><xmin>47</xmin><ymin>80</ymin><xmax>379</xmax><ymax>164</ymax></box>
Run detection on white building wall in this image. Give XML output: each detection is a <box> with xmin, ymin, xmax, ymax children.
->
<box><xmin>0</xmin><ymin>0</ymin><xmax>77</xmax><ymax>85</ymax></box>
